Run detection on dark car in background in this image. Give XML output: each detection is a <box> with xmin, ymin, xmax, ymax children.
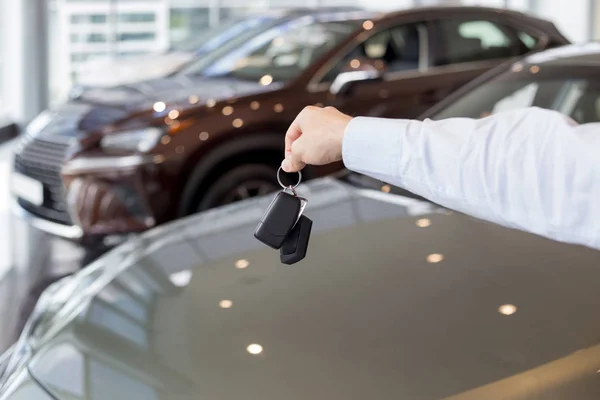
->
<box><xmin>2</xmin><ymin>175</ymin><xmax>600</xmax><ymax>399</ymax></box>
<box><xmin>11</xmin><ymin>6</ymin><xmax>568</xmax><ymax>240</ymax></box>
<box><xmin>423</xmin><ymin>42</ymin><xmax>600</xmax><ymax>123</ymax></box>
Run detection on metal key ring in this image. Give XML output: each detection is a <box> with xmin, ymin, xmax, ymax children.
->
<box><xmin>277</xmin><ymin>166</ymin><xmax>302</xmax><ymax>190</ymax></box>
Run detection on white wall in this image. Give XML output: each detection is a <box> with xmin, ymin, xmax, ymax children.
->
<box><xmin>531</xmin><ymin>0</ymin><xmax>591</xmax><ymax>42</ymax></box>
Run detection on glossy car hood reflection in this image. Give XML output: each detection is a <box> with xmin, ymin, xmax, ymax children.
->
<box><xmin>24</xmin><ymin>178</ymin><xmax>600</xmax><ymax>399</ymax></box>
<box><xmin>78</xmin><ymin>75</ymin><xmax>276</xmax><ymax>110</ymax></box>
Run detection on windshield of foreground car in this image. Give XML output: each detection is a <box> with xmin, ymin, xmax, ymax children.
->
<box><xmin>179</xmin><ymin>18</ymin><xmax>361</xmax><ymax>83</ymax></box>
<box><xmin>432</xmin><ymin>70</ymin><xmax>600</xmax><ymax>124</ymax></box>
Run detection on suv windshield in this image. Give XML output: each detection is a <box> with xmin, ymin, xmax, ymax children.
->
<box><xmin>180</xmin><ymin>19</ymin><xmax>361</xmax><ymax>83</ymax></box>
<box><xmin>433</xmin><ymin>67</ymin><xmax>600</xmax><ymax>124</ymax></box>
<box><xmin>171</xmin><ymin>15</ymin><xmax>278</xmax><ymax>54</ymax></box>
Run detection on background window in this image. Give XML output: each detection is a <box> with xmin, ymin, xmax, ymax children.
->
<box><xmin>117</xmin><ymin>32</ymin><xmax>155</xmax><ymax>42</ymax></box>
<box><xmin>70</xmin><ymin>33</ymin><xmax>107</xmax><ymax>43</ymax></box>
<box><xmin>170</xmin><ymin>8</ymin><xmax>210</xmax><ymax>43</ymax></box>
<box><xmin>435</xmin><ymin>19</ymin><xmax>525</xmax><ymax>65</ymax></box>
<box><xmin>118</xmin><ymin>13</ymin><xmax>156</xmax><ymax>23</ymax></box>
<box><xmin>71</xmin><ymin>52</ymin><xmax>107</xmax><ymax>63</ymax></box>
<box><xmin>321</xmin><ymin>23</ymin><xmax>423</xmax><ymax>83</ymax></box>
<box><xmin>70</xmin><ymin>14</ymin><xmax>107</xmax><ymax>24</ymax></box>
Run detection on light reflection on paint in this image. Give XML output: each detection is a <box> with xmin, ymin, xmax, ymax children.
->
<box><xmin>426</xmin><ymin>254</ymin><xmax>444</xmax><ymax>263</ymax></box>
<box><xmin>416</xmin><ymin>218</ymin><xmax>431</xmax><ymax>228</ymax></box>
<box><xmin>498</xmin><ymin>304</ymin><xmax>518</xmax><ymax>315</ymax></box>
<box><xmin>260</xmin><ymin>75</ymin><xmax>273</xmax><ymax>86</ymax></box>
<box><xmin>153</xmin><ymin>102</ymin><xmax>166</xmax><ymax>112</ymax></box>
<box><xmin>247</xmin><ymin>344</ymin><xmax>263</xmax><ymax>355</ymax></box>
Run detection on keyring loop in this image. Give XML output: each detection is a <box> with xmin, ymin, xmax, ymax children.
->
<box><xmin>277</xmin><ymin>166</ymin><xmax>302</xmax><ymax>190</ymax></box>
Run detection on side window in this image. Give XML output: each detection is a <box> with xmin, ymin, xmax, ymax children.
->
<box><xmin>556</xmin><ymin>81</ymin><xmax>600</xmax><ymax>123</ymax></box>
<box><xmin>518</xmin><ymin>31</ymin><xmax>539</xmax><ymax>49</ymax></box>
<box><xmin>320</xmin><ymin>22</ymin><xmax>424</xmax><ymax>83</ymax></box>
<box><xmin>435</xmin><ymin>19</ymin><xmax>525</xmax><ymax>65</ymax></box>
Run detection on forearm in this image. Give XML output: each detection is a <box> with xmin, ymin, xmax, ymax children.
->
<box><xmin>342</xmin><ymin>107</ymin><xmax>600</xmax><ymax>249</ymax></box>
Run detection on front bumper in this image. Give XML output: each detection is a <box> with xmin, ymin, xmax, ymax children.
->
<box><xmin>61</xmin><ymin>154</ymin><xmax>168</xmax><ymax>236</ymax></box>
<box><xmin>12</xmin><ymin>199</ymin><xmax>84</xmax><ymax>239</ymax></box>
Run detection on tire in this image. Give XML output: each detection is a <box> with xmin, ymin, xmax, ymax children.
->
<box><xmin>195</xmin><ymin>164</ymin><xmax>279</xmax><ymax>212</ymax></box>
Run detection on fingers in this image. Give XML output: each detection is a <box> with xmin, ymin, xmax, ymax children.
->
<box><xmin>282</xmin><ymin>139</ymin><xmax>306</xmax><ymax>172</ymax></box>
<box><xmin>283</xmin><ymin>107</ymin><xmax>313</xmax><ymax>172</ymax></box>
<box><xmin>284</xmin><ymin>114</ymin><xmax>303</xmax><ymax>155</ymax></box>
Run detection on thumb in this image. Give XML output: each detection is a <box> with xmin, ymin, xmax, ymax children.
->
<box><xmin>282</xmin><ymin>139</ymin><xmax>306</xmax><ymax>173</ymax></box>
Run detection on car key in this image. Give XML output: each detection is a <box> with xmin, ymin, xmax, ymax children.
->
<box><xmin>254</xmin><ymin>190</ymin><xmax>302</xmax><ymax>249</ymax></box>
<box><xmin>280</xmin><ymin>215</ymin><xmax>312</xmax><ymax>265</ymax></box>
<box><xmin>254</xmin><ymin>168</ymin><xmax>307</xmax><ymax>249</ymax></box>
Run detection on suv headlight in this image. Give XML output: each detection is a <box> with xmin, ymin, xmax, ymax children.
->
<box><xmin>100</xmin><ymin>127</ymin><xmax>164</xmax><ymax>152</ymax></box>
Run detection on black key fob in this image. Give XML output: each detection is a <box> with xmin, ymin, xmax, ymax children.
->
<box><xmin>280</xmin><ymin>215</ymin><xmax>312</xmax><ymax>265</ymax></box>
<box><xmin>254</xmin><ymin>191</ymin><xmax>301</xmax><ymax>249</ymax></box>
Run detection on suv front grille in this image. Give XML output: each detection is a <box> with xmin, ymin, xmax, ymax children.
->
<box><xmin>14</xmin><ymin>136</ymin><xmax>73</xmax><ymax>225</ymax></box>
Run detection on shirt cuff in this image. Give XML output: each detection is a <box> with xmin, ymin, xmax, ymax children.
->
<box><xmin>341</xmin><ymin>116</ymin><xmax>411</xmax><ymax>178</ymax></box>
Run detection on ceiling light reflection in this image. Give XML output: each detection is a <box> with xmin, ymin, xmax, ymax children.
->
<box><xmin>260</xmin><ymin>75</ymin><xmax>273</xmax><ymax>86</ymax></box>
<box><xmin>222</xmin><ymin>106</ymin><xmax>234</xmax><ymax>116</ymax></box>
<box><xmin>511</xmin><ymin>63</ymin><xmax>523</xmax><ymax>72</ymax></box>
<box><xmin>350</xmin><ymin>59</ymin><xmax>361</xmax><ymax>69</ymax></box>
<box><xmin>416</xmin><ymin>218</ymin><xmax>431</xmax><ymax>228</ymax></box>
<box><xmin>236</xmin><ymin>259</ymin><xmax>249</xmax><ymax>269</ymax></box>
<box><xmin>250</xmin><ymin>101</ymin><xmax>260</xmax><ymax>110</ymax></box>
<box><xmin>188</xmin><ymin>95</ymin><xmax>199</xmax><ymax>105</ymax></box>
<box><xmin>363</xmin><ymin>20</ymin><xmax>374</xmax><ymax>30</ymax></box>
<box><xmin>168</xmin><ymin>110</ymin><xmax>180</xmax><ymax>119</ymax></box>
<box><xmin>274</xmin><ymin>103</ymin><xmax>284</xmax><ymax>113</ymax></box>
<box><xmin>199</xmin><ymin>131</ymin><xmax>210</xmax><ymax>141</ymax></box>
<box><xmin>232</xmin><ymin>118</ymin><xmax>244</xmax><ymax>128</ymax></box>
<box><xmin>381</xmin><ymin>185</ymin><xmax>391</xmax><ymax>193</ymax></box>
<box><xmin>219</xmin><ymin>300</ymin><xmax>233</xmax><ymax>309</ymax></box>
<box><xmin>247</xmin><ymin>344</ymin><xmax>263</xmax><ymax>355</ymax></box>
<box><xmin>426</xmin><ymin>253</ymin><xmax>444</xmax><ymax>263</ymax></box>
<box><xmin>153</xmin><ymin>102</ymin><xmax>166</xmax><ymax>113</ymax></box>
<box><xmin>498</xmin><ymin>304</ymin><xmax>518</xmax><ymax>316</ymax></box>
<box><xmin>169</xmin><ymin>270</ymin><xmax>192</xmax><ymax>287</ymax></box>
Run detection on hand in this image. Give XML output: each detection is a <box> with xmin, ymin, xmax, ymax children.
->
<box><xmin>282</xmin><ymin>106</ymin><xmax>353</xmax><ymax>173</ymax></box>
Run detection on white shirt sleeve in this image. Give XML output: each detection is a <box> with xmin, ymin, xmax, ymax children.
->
<box><xmin>342</xmin><ymin>107</ymin><xmax>600</xmax><ymax>250</ymax></box>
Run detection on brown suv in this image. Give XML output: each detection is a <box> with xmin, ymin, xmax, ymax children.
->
<box><xmin>12</xmin><ymin>6</ymin><xmax>568</xmax><ymax>239</ymax></box>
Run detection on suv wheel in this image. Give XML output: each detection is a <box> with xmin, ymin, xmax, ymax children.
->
<box><xmin>196</xmin><ymin>164</ymin><xmax>279</xmax><ymax>212</ymax></box>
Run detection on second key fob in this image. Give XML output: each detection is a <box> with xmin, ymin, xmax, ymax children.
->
<box><xmin>280</xmin><ymin>215</ymin><xmax>312</xmax><ymax>265</ymax></box>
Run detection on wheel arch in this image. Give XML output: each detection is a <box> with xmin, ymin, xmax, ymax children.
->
<box><xmin>177</xmin><ymin>132</ymin><xmax>285</xmax><ymax>217</ymax></box>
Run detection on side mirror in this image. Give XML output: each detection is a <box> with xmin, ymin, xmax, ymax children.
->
<box><xmin>329</xmin><ymin>60</ymin><xmax>384</xmax><ymax>96</ymax></box>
